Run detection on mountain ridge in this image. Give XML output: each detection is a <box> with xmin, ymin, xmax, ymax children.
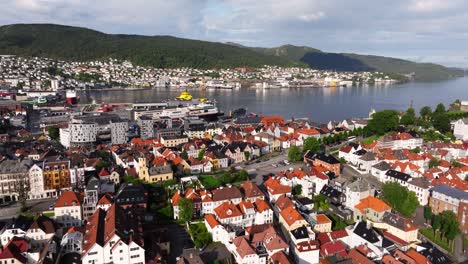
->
<box><xmin>0</xmin><ymin>23</ymin><xmax>463</xmax><ymax>81</ymax></box>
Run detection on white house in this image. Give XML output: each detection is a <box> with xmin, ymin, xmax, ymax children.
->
<box><xmin>53</xmin><ymin>191</ymin><xmax>83</xmax><ymax>228</ymax></box>
<box><xmin>453</xmin><ymin>118</ymin><xmax>468</xmax><ymax>141</ymax></box>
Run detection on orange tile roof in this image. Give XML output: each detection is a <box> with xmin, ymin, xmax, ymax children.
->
<box><xmin>280</xmin><ymin>206</ymin><xmax>305</xmax><ymax>227</ymax></box>
<box><xmin>204</xmin><ymin>214</ymin><xmax>220</xmax><ymax>229</ymax></box>
<box><xmin>354</xmin><ymin>196</ymin><xmax>391</xmax><ymax>213</ymax></box>
<box><xmin>265</xmin><ymin>177</ymin><xmax>291</xmax><ymax>195</ymax></box>
<box><xmin>214</xmin><ymin>202</ymin><xmax>242</xmax><ymax>219</ymax></box>
<box><xmin>254</xmin><ymin>199</ymin><xmax>271</xmax><ymax>213</ymax></box>
<box><xmin>406</xmin><ymin>249</ymin><xmax>428</xmax><ymax>264</ymax></box>
<box><xmin>316</xmin><ymin>214</ymin><xmax>332</xmax><ymax>224</ymax></box>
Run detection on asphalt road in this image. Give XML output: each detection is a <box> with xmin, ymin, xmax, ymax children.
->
<box><xmin>0</xmin><ymin>198</ymin><xmax>56</xmax><ymax>220</ymax></box>
<box><xmin>242</xmin><ymin>152</ymin><xmax>306</xmax><ymax>184</ymax></box>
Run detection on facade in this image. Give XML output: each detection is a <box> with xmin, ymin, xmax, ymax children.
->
<box><xmin>60</xmin><ymin>114</ymin><xmax>128</xmax><ymax>148</ymax></box>
<box><xmin>81</xmin><ymin>205</ymin><xmax>145</xmax><ymax>264</ymax></box>
<box><xmin>353</xmin><ymin>196</ymin><xmax>391</xmax><ymax>222</ymax></box>
<box><xmin>137</xmin><ymin>116</ymin><xmax>154</xmax><ymax>140</ymax></box>
<box><xmin>0</xmin><ymin>159</ymin><xmax>32</xmax><ymax>202</ymax></box>
<box><xmin>429</xmin><ymin>184</ymin><xmax>468</xmax><ymax>233</ymax></box>
<box><xmin>453</xmin><ymin>118</ymin><xmax>468</xmax><ymax>141</ymax></box>
<box><xmin>160</xmin><ymin>135</ymin><xmax>189</xmax><ymax>147</ymax></box>
<box><xmin>314</xmin><ymin>214</ymin><xmax>332</xmax><ymax>233</ymax></box>
<box><xmin>42</xmin><ymin>160</ymin><xmax>71</xmax><ymax>194</ymax></box>
<box><xmin>54</xmin><ymin>191</ymin><xmax>83</xmax><ymax>228</ymax></box>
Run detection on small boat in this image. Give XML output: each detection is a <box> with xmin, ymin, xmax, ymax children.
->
<box><xmin>176</xmin><ymin>91</ymin><xmax>192</xmax><ymax>101</ymax></box>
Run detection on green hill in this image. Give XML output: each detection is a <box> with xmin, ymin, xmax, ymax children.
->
<box><xmin>0</xmin><ymin>24</ymin><xmax>293</xmax><ymax>68</ymax></box>
<box><xmin>251</xmin><ymin>45</ymin><xmax>464</xmax><ymax>81</ymax></box>
<box><xmin>0</xmin><ymin>24</ymin><xmax>463</xmax><ymax>81</ymax></box>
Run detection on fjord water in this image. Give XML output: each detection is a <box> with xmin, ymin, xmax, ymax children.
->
<box><xmin>79</xmin><ymin>77</ymin><xmax>468</xmax><ymax>123</ymax></box>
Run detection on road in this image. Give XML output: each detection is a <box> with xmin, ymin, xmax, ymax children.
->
<box><xmin>242</xmin><ymin>152</ymin><xmax>306</xmax><ymax>184</ymax></box>
<box><xmin>0</xmin><ymin>198</ymin><xmax>56</xmax><ymax>220</ymax></box>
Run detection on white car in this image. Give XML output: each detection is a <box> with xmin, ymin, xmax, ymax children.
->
<box><xmin>283</xmin><ymin>160</ymin><xmax>290</xmax><ymax>165</ymax></box>
<box><xmin>272</xmin><ymin>164</ymin><xmax>278</xmax><ymax>168</ymax></box>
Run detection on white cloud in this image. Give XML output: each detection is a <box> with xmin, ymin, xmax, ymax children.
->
<box><xmin>0</xmin><ymin>0</ymin><xmax>467</xmax><ymax>66</ymax></box>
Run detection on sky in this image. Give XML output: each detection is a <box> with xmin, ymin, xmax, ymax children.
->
<box><xmin>1</xmin><ymin>0</ymin><xmax>468</xmax><ymax>67</ymax></box>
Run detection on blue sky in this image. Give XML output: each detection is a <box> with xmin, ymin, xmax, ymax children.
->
<box><xmin>2</xmin><ymin>0</ymin><xmax>468</xmax><ymax>67</ymax></box>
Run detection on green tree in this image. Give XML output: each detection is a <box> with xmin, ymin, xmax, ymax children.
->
<box><xmin>424</xmin><ymin>206</ymin><xmax>432</xmax><ymax>224</ymax></box>
<box><xmin>244</xmin><ymin>151</ymin><xmax>250</xmax><ymax>161</ymax></box>
<box><xmin>420</xmin><ymin>106</ymin><xmax>432</xmax><ymax>119</ymax></box>
<box><xmin>288</xmin><ymin>146</ymin><xmax>302</xmax><ymax>162</ymax></box>
<box><xmin>303</xmin><ymin>137</ymin><xmax>321</xmax><ymax>153</ymax></box>
<box><xmin>400</xmin><ymin>107</ymin><xmax>416</xmax><ymax>126</ymax></box>
<box><xmin>431</xmin><ymin>113</ymin><xmax>451</xmax><ymax>133</ymax></box>
<box><xmin>292</xmin><ymin>185</ymin><xmax>302</xmax><ymax>196</ymax></box>
<box><xmin>197</xmin><ymin>148</ymin><xmax>206</xmax><ymax>161</ymax></box>
<box><xmin>47</xmin><ymin>126</ymin><xmax>60</xmax><ymax>140</ymax></box>
<box><xmin>180</xmin><ymin>149</ymin><xmax>188</xmax><ymax>160</ymax></box>
<box><xmin>381</xmin><ymin>182</ymin><xmax>419</xmax><ymax>217</ymax></box>
<box><xmin>367</xmin><ymin>110</ymin><xmax>399</xmax><ymax>135</ymax></box>
<box><xmin>428</xmin><ymin>158</ymin><xmax>441</xmax><ymax>168</ymax></box>
<box><xmin>450</xmin><ymin>160</ymin><xmax>462</xmax><ymax>168</ymax></box>
<box><xmin>434</xmin><ymin>103</ymin><xmax>446</xmax><ymax>114</ymax></box>
<box><xmin>178</xmin><ymin>198</ymin><xmax>193</xmax><ymax>223</ymax></box>
<box><xmin>432</xmin><ymin>214</ymin><xmax>441</xmax><ymax>236</ymax></box>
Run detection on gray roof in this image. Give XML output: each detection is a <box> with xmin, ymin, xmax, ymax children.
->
<box><xmin>359</xmin><ymin>152</ymin><xmax>376</xmax><ymax>161</ymax></box>
<box><xmin>432</xmin><ymin>185</ymin><xmax>468</xmax><ymax>200</ymax></box>
<box><xmin>372</xmin><ymin>161</ymin><xmax>391</xmax><ymax>171</ymax></box>
<box><xmin>149</xmin><ymin>165</ymin><xmax>173</xmax><ymax>175</ymax></box>
<box><xmin>345</xmin><ymin>178</ymin><xmax>371</xmax><ymax>193</ymax></box>
<box><xmin>0</xmin><ymin>159</ymin><xmax>33</xmax><ymax>174</ymax></box>
<box><xmin>382</xmin><ymin>212</ymin><xmax>414</xmax><ymax>231</ymax></box>
<box><xmin>408</xmin><ymin>177</ymin><xmax>431</xmax><ymax>189</ymax></box>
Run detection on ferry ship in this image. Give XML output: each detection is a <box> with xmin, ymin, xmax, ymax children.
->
<box><xmin>132</xmin><ymin>91</ymin><xmax>221</xmax><ymax>121</ymax></box>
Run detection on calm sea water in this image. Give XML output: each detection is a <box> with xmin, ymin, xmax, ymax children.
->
<box><xmin>78</xmin><ymin>77</ymin><xmax>468</xmax><ymax>123</ymax></box>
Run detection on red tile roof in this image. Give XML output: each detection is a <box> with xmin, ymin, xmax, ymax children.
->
<box><xmin>204</xmin><ymin>214</ymin><xmax>220</xmax><ymax>229</ymax></box>
<box><xmin>55</xmin><ymin>191</ymin><xmax>81</xmax><ymax>207</ymax></box>
<box><xmin>264</xmin><ymin>177</ymin><xmax>291</xmax><ymax>195</ymax></box>
<box><xmin>214</xmin><ymin>202</ymin><xmax>242</xmax><ymax>219</ymax></box>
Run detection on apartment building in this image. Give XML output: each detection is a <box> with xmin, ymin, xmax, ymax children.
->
<box><xmin>429</xmin><ymin>184</ymin><xmax>468</xmax><ymax>233</ymax></box>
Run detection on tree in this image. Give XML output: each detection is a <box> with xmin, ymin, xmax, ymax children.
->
<box><xmin>400</xmin><ymin>107</ymin><xmax>416</xmax><ymax>126</ymax></box>
<box><xmin>450</xmin><ymin>160</ymin><xmax>462</xmax><ymax>168</ymax></box>
<box><xmin>17</xmin><ymin>177</ymin><xmax>28</xmax><ymax>212</ymax></box>
<box><xmin>95</xmin><ymin>160</ymin><xmax>110</xmax><ymax>171</ymax></box>
<box><xmin>303</xmin><ymin>137</ymin><xmax>321</xmax><ymax>153</ymax></box>
<box><xmin>288</xmin><ymin>146</ymin><xmax>302</xmax><ymax>162</ymax></box>
<box><xmin>438</xmin><ymin>210</ymin><xmax>460</xmax><ymax>248</ymax></box>
<box><xmin>432</xmin><ymin>214</ymin><xmax>441</xmax><ymax>236</ymax></box>
<box><xmin>381</xmin><ymin>182</ymin><xmax>419</xmax><ymax>217</ymax></box>
<box><xmin>367</xmin><ymin>110</ymin><xmax>399</xmax><ymax>135</ymax></box>
<box><xmin>47</xmin><ymin>126</ymin><xmax>60</xmax><ymax>140</ymax></box>
<box><xmin>434</xmin><ymin>103</ymin><xmax>446</xmax><ymax>114</ymax></box>
<box><xmin>420</xmin><ymin>106</ymin><xmax>432</xmax><ymax>119</ymax></box>
<box><xmin>180</xmin><ymin>149</ymin><xmax>188</xmax><ymax>160</ymax></box>
<box><xmin>424</xmin><ymin>206</ymin><xmax>432</xmax><ymax>224</ymax></box>
<box><xmin>292</xmin><ymin>185</ymin><xmax>302</xmax><ymax>196</ymax></box>
<box><xmin>178</xmin><ymin>198</ymin><xmax>193</xmax><ymax>223</ymax></box>
<box><xmin>197</xmin><ymin>148</ymin><xmax>206</xmax><ymax>161</ymax></box>
<box><xmin>244</xmin><ymin>151</ymin><xmax>250</xmax><ymax>161</ymax></box>
<box><xmin>428</xmin><ymin>158</ymin><xmax>441</xmax><ymax>169</ymax></box>
<box><xmin>431</xmin><ymin>113</ymin><xmax>450</xmax><ymax>133</ymax></box>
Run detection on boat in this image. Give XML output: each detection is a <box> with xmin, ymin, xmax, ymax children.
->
<box><xmin>37</xmin><ymin>96</ymin><xmax>47</xmax><ymax>104</ymax></box>
<box><xmin>176</xmin><ymin>91</ymin><xmax>193</xmax><ymax>101</ymax></box>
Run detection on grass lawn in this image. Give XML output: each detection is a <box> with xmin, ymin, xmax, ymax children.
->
<box><xmin>360</xmin><ymin>135</ymin><xmax>379</xmax><ymax>145</ymax></box>
<box><xmin>329</xmin><ymin>213</ymin><xmax>351</xmax><ymax>230</ymax></box>
<box><xmin>43</xmin><ymin>212</ymin><xmax>54</xmax><ymax>218</ymax></box>
<box><xmin>420</xmin><ymin>228</ymin><xmax>452</xmax><ymax>252</ymax></box>
<box><xmin>189</xmin><ymin>222</ymin><xmax>212</xmax><ymax>248</ymax></box>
